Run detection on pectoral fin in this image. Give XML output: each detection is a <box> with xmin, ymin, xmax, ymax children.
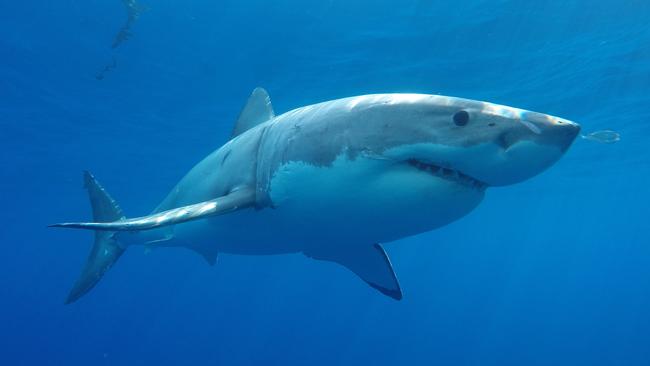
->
<box><xmin>305</xmin><ymin>244</ymin><xmax>402</xmax><ymax>300</ymax></box>
<box><xmin>50</xmin><ymin>188</ymin><xmax>256</xmax><ymax>232</ymax></box>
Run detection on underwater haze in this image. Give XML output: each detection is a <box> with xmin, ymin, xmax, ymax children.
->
<box><xmin>1</xmin><ymin>0</ymin><xmax>650</xmax><ymax>365</ymax></box>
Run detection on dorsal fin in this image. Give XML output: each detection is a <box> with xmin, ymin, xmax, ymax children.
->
<box><xmin>231</xmin><ymin>87</ymin><xmax>274</xmax><ymax>137</ymax></box>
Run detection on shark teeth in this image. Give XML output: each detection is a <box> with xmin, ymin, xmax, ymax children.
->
<box><xmin>406</xmin><ymin>159</ymin><xmax>487</xmax><ymax>190</ymax></box>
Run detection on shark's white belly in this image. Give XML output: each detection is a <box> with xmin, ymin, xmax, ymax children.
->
<box><xmin>169</xmin><ymin>155</ymin><xmax>485</xmax><ymax>255</ymax></box>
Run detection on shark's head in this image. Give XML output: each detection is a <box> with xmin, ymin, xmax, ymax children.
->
<box><xmin>256</xmin><ymin>92</ymin><xmax>582</xmax><ymax>243</ymax></box>
<box><xmin>374</xmin><ymin>94</ymin><xmax>581</xmax><ymax>187</ymax></box>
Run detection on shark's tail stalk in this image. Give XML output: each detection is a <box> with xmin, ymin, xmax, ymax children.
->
<box><xmin>64</xmin><ymin>171</ymin><xmax>126</xmax><ymax>304</ymax></box>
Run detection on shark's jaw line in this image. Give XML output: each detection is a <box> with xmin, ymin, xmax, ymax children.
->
<box><xmin>406</xmin><ymin>158</ymin><xmax>488</xmax><ymax>191</ymax></box>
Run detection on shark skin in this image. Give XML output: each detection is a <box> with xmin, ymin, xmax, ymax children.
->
<box><xmin>52</xmin><ymin>88</ymin><xmax>581</xmax><ymax>303</ymax></box>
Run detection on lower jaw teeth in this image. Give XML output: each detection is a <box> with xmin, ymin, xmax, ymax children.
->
<box><xmin>407</xmin><ymin>159</ymin><xmax>484</xmax><ymax>189</ymax></box>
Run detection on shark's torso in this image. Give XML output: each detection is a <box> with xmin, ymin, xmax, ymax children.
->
<box><xmin>152</xmin><ymin>95</ymin><xmax>486</xmax><ymax>255</ymax></box>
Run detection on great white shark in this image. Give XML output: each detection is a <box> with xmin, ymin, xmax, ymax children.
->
<box><xmin>51</xmin><ymin>88</ymin><xmax>580</xmax><ymax>303</ymax></box>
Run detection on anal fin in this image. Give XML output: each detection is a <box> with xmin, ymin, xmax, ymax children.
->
<box><xmin>142</xmin><ymin>237</ymin><xmax>218</xmax><ymax>266</ymax></box>
<box><xmin>305</xmin><ymin>244</ymin><xmax>402</xmax><ymax>300</ymax></box>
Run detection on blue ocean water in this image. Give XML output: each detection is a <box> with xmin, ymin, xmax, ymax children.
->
<box><xmin>1</xmin><ymin>0</ymin><xmax>649</xmax><ymax>365</ymax></box>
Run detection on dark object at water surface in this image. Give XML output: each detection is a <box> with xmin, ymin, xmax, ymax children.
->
<box><xmin>112</xmin><ymin>0</ymin><xmax>147</xmax><ymax>49</ymax></box>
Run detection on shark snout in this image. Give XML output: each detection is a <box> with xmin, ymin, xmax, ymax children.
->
<box><xmin>472</xmin><ymin>115</ymin><xmax>581</xmax><ymax>187</ymax></box>
<box><xmin>520</xmin><ymin>114</ymin><xmax>581</xmax><ymax>151</ymax></box>
<box><xmin>540</xmin><ymin>119</ymin><xmax>581</xmax><ymax>151</ymax></box>
<box><xmin>556</xmin><ymin>120</ymin><xmax>581</xmax><ymax>151</ymax></box>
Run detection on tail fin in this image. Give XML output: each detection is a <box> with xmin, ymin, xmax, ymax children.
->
<box><xmin>65</xmin><ymin>171</ymin><xmax>126</xmax><ymax>304</ymax></box>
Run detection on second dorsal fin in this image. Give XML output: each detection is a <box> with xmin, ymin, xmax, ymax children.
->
<box><xmin>231</xmin><ymin>87</ymin><xmax>275</xmax><ymax>137</ymax></box>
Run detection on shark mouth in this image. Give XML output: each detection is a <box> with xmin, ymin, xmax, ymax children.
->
<box><xmin>406</xmin><ymin>159</ymin><xmax>487</xmax><ymax>190</ymax></box>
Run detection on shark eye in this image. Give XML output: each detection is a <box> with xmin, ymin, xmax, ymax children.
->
<box><xmin>453</xmin><ymin>110</ymin><xmax>470</xmax><ymax>126</ymax></box>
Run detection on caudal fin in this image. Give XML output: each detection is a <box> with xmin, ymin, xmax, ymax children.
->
<box><xmin>64</xmin><ymin>171</ymin><xmax>126</xmax><ymax>304</ymax></box>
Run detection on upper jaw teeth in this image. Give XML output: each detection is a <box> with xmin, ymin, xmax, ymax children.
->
<box><xmin>406</xmin><ymin>159</ymin><xmax>486</xmax><ymax>190</ymax></box>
